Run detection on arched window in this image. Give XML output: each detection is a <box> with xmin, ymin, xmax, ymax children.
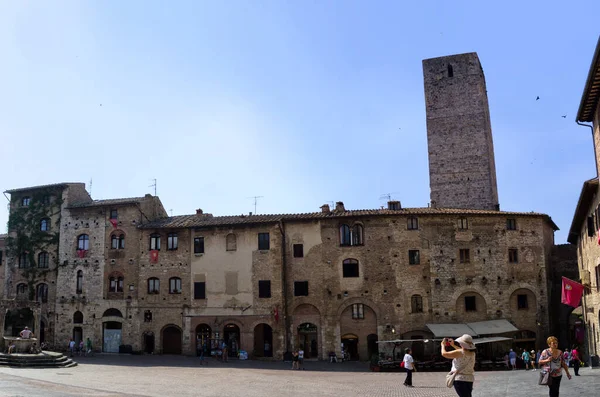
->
<box><xmin>40</xmin><ymin>218</ymin><xmax>50</xmax><ymax>231</ymax></box>
<box><xmin>73</xmin><ymin>311</ymin><xmax>83</xmax><ymax>324</ymax></box>
<box><xmin>36</xmin><ymin>283</ymin><xmax>48</xmax><ymax>303</ymax></box>
<box><xmin>148</xmin><ymin>278</ymin><xmax>160</xmax><ymax>294</ymax></box>
<box><xmin>16</xmin><ymin>283</ymin><xmax>27</xmax><ymax>297</ymax></box>
<box><xmin>109</xmin><ymin>276</ymin><xmax>124</xmax><ymax>292</ymax></box>
<box><xmin>226</xmin><ymin>233</ymin><xmax>237</xmax><ymax>251</ymax></box>
<box><xmin>352</xmin><ymin>224</ymin><xmax>364</xmax><ymax>245</ymax></box>
<box><xmin>339</xmin><ymin>225</ymin><xmax>351</xmax><ymax>246</ymax></box>
<box><xmin>76</xmin><ymin>270</ymin><xmax>83</xmax><ymax>294</ymax></box>
<box><xmin>169</xmin><ymin>277</ymin><xmax>182</xmax><ymax>294</ymax></box>
<box><xmin>18</xmin><ymin>252</ymin><xmax>30</xmax><ymax>268</ymax></box>
<box><xmin>77</xmin><ymin>234</ymin><xmax>89</xmax><ymax>250</ymax></box>
<box><xmin>411</xmin><ymin>295</ymin><xmax>423</xmax><ymax>313</ymax></box>
<box><xmin>111</xmin><ymin>234</ymin><xmax>125</xmax><ymax>249</ymax></box>
<box><xmin>38</xmin><ymin>252</ymin><xmax>49</xmax><ymax>268</ymax></box>
<box><xmin>150</xmin><ymin>234</ymin><xmax>161</xmax><ymax>250</ymax></box>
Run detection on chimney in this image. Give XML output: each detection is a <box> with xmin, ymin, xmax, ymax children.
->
<box><xmin>196</xmin><ymin>209</ymin><xmax>203</xmax><ymax>215</ymax></box>
<box><xmin>387</xmin><ymin>201</ymin><xmax>402</xmax><ymax>210</ymax></box>
<box><xmin>249</xmin><ymin>212</ymin><xmax>253</xmax><ymax>216</ymax></box>
<box><xmin>335</xmin><ymin>202</ymin><xmax>345</xmax><ymax>212</ymax></box>
<box><xmin>320</xmin><ymin>204</ymin><xmax>330</xmax><ymax>214</ymax></box>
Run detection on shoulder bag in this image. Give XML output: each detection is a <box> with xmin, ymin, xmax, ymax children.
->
<box><xmin>538</xmin><ymin>349</ymin><xmax>554</xmax><ymax>386</ymax></box>
<box><xmin>446</xmin><ymin>370</ymin><xmax>459</xmax><ymax>388</ymax></box>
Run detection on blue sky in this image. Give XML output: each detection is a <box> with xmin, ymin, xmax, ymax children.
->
<box><xmin>0</xmin><ymin>0</ymin><xmax>598</xmax><ymax>243</ymax></box>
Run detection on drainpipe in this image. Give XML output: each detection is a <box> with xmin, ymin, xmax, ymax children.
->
<box><xmin>278</xmin><ymin>220</ymin><xmax>290</xmax><ymax>354</ymax></box>
<box><xmin>577</xmin><ymin>121</ymin><xmax>598</xmax><ymax>177</ymax></box>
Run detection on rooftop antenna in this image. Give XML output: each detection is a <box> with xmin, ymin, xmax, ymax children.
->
<box><xmin>326</xmin><ymin>201</ymin><xmax>335</xmax><ymax>208</ymax></box>
<box><xmin>247</xmin><ymin>196</ymin><xmax>264</xmax><ymax>214</ymax></box>
<box><xmin>89</xmin><ymin>178</ymin><xmax>93</xmax><ymax>197</ymax></box>
<box><xmin>169</xmin><ymin>209</ymin><xmax>173</xmax><ymax>216</ymax></box>
<box><xmin>379</xmin><ymin>192</ymin><xmax>400</xmax><ymax>202</ymax></box>
<box><xmin>149</xmin><ymin>179</ymin><xmax>157</xmax><ymax>196</ymax></box>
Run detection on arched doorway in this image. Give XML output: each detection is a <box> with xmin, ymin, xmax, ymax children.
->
<box><xmin>223</xmin><ymin>324</ymin><xmax>240</xmax><ymax>357</ymax></box>
<box><xmin>3</xmin><ymin>308</ymin><xmax>34</xmax><ymax>336</ymax></box>
<box><xmin>254</xmin><ymin>323</ymin><xmax>273</xmax><ymax>357</ymax></box>
<box><xmin>73</xmin><ymin>327</ymin><xmax>83</xmax><ymax>346</ymax></box>
<box><xmin>196</xmin><ymin>324</ymin><xmax>211</xmax><ymax>356</ymax></box>
<box><xmin>103</xmin><ymin>321</ymin><xmax>122</xmax><ymax>353</ymax></box>
<box><xmin>367</xmin><ymin>334</ymin><xmax>379</xmax><ymax>360</ymax></box>
<box><xmin>341</xmin><ymin>333</ymin><xmax>359</xmax><ymax>361</ymax></box>
<box><xmin>143</xmin><ymin>331</ymin><xmax>155</xmax><ymax>354</ymax></box>
<box><xmin>162</xmin><ymin>325</ymin><xmax>182</xmax><ymax>354</ymax></box>
<box><xmin>298</xmin><ymin>323</ymin><xmax>318</xmax><ymax>358</ymax></box>
<box><xmin>39</xmin><ymin>320</ymin><xmax>46</xmax><ymax>343</ymax></box>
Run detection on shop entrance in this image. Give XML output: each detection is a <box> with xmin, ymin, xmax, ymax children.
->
<box><xmin>298</xmin><ymin>323</ymin><xmax>318</xmax><ymax>358</ymax></box>
<box><xmin>223</xmin><ymin>324</ymin><xmax>240</xmax><ymax>357</ymax></box>
<box><xmin>102</xmin><ymin>321</ymin><xmax>122</xmax><ymax>353</ymax></box>
<box><xmin>341</xmin><ymin>334</ymin><xmax>359</xmax><ymax>361</ymax></box>
<box><xmin>196</xmin><ymin>324</ymin><xmax>211</xmax><ymax>356</ymax></box>
<box><xmin>143</xmin><ymin>332</ymin><xmax>155</xmax><ymax>354</ymax></box>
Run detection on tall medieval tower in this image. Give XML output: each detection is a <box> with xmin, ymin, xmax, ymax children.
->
<box><xmin>422</xmin><ymin>52</ymin><xmax>499</xmax><ymax>210</ymax></box>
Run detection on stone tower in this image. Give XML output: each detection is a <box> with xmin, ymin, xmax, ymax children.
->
<box><xmin>422</xmin><ymin>52</ymin><xmax>499</xmax><ymax>210</ymax></box>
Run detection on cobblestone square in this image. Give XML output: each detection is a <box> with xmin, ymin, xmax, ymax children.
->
<box><xmin>0</xmin><ymin>356</ymin><xmax>598</xmax><ymax>397</ymax></box>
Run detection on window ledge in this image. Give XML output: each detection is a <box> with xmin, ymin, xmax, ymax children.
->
<box><xmin>194</xmin><ymin>253</ymin><xmax>204</xmax><ymax>257</ymax></box>
<box><xmin>259</xmin><ymin>250</ymin><xmax>270</xmax><ymax>253</ymax></box>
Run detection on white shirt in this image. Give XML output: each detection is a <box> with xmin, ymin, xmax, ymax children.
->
<box><xmin>403</xmin><ymin>354</ymin><xmax>414</xmax><ymax>370</ymax></box>
<box><xmin>20</xmin><ymin>329</ymin><xmax>32</xmax><ymax>339</ymax></box>
<box><xmin>298</xmin><ymin>350</ymin><xmax>304</xmax><ymax>359</ymax></box>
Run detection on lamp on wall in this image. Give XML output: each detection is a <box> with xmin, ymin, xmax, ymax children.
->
<box><xmin>391</xmin><ymin>326</ymin><xmax>396</xmax><ymax>334</ymax></box>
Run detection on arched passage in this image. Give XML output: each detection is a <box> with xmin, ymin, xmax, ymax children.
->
<box><xmin>339</xmin><ymin>303</ymin><xmax>377</xmax><ymax>361</ymax></box>
<box><xmin>223</xmin><ymin>324</ymin><xmax>240</xmax><ymax>357</ymax></box>
<box><xmin>102</xmin><ymin>321</ymin><xmax>122</xmax><ymax>353</ymax></box>
<box><xmin>298</xmin><ymin>323</ymin><xmax>319</xmax><ymax>358</ymax></box>
<box><xmin>253</xmin><ymin>323</ymin><xmax>273</xmax><ymax>357</ymax></box>
<box><xmin>162</xmin><ymin>325</ymin><xmax>182</xmax><ymax>354</ymax></box>
<box><xmin>195</xmin><ymin>324</ymin><xmax>211</xmax><ymax>356</ymax></box>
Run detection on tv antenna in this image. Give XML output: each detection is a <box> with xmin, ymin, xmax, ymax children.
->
<box><xmin>247</xmin><ymin>196</ymin><xmax>264</xmax><ymax>214</ymax></box>
<box><xmin>89</xmin><ymin>178</ymin><xmax>93</xmax><ymax>197</ymax></box>
<box><xmin>379</xmin><ymin>192</ymin><xmax>400</xmax><ymax>202</ymax></box>
<box><xmin>169</xmin><ymin>209</ymin><xmax>173</xmax><ymax>216</ymax></box>
<box><xmin>149</xmin><ymin>179</ymin><xmax>157</xmax><ymax>196</ymax></box>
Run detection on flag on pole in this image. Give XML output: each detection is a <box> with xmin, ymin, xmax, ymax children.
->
<box><xmin>561</xmin><ymin>277</ymin><xmax>584</xmax><ymax>308</ymax></box>
<box><xmin>76</xmin><ymin>249</ymin><xmax>87</xmax><ymax>258</ymax></box>
<box><xmin>109</xmin><ymin>219</ymin><xmax>118</xmax><ymax>228</ymax></box>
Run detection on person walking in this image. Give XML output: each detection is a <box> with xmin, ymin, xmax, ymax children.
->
<box><xmin>85</xmin><ymin>338</ymin><xmax>93</xmax><ymax>356</ymax></box>
<box><xmin>298</xmin><ymin>347</ymin><xmax>305</xmax><ymax>370</ymax></box>
<box><xmin>538</xmin><ymin>336</ymin><xmax>571</xmax><ymax>397</ymax></box>
<box><xmin>291</xmin><ymin>349</ymin><xmax>299</xmax><ymax>370</ymax></box>
<box><xmin>522</xmin><ymin>349</ymin><xmax>530</xmax><ymax>370</ymax></box>
<box><xmin>570</xmin><ymin>346</ymin><xmax>581</xmax><ymax>376</ymax></box>
<box><xmin>562</xmin><ymin>349</ymin><xmax>571</xmax><ymax>368</ymax></box>
<box><xmin>530</xmin><ymin>350</ymin><xmax>537</xmax><ymax>371</ymax></box>
<box><xmin>68</xmin><ymin>339</ymin><xmax>75</xmax><ymax>357</ymax></box>
<box><xmin>402</xmin><ymin>348</ymin><xmax>415</xmax><ymax>387</ymax></box>
<box><xmin>508</xmin><ymin>349</ymin><xmax>517</xmax><ymax>370</ymax></box>
<box><xmin>441</xmin><ymin>335</ymin><xmax>476</xmax><ymax>397</ymax></box>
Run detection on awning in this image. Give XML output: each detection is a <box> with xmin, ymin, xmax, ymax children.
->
<box><xmin>473</xmin><ymin>336</ymin><xmax>512</xmax><ymax>345</ymax></box>
<box><xmin>466</xmin><ymin>320</ymin><xmax>518</xmax><ymax>335</ymax></box>
<box><xmin>425</xmin><ymin>323</ymin><xmax>479</xmax><ymax>338</ymax></box>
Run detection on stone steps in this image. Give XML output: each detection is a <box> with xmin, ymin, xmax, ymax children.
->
<box><xmin>0</xmin><ymin>351</ymin><xmax>78</xmax><ymax>368</ymax></box>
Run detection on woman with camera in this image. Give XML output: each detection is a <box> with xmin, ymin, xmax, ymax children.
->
<box><xmin>441</xmin><ymin>334</ymin><xmax>476</xmax><ymax>397</ymax></box>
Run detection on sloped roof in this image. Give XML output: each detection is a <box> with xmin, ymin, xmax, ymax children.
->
<box><xmin>4</xmin><ymin>182</ymin><xmax>83</xmax><ymax>194</ymax></box>
<box><xmin>68</xmin><ymin>196</ymin><xmax>148</xmax><ymax>208</ymax></box>
<box><xmin>0</xmin><ymin>233</ymin><xmax>7</xmax><ymax>239</ymax></box>
<box><xmin>567</xmin><ymin>177</ymin><xmax>599</xmax><ymax>244</ymax></box>
<box><xmin>577</xmin><ymin>36</ymin><xmax>600</xmax><ymax>122</ymax></box>
<box><xmin>141</xmin><ymin>207</ymin><xmax>558</xmax><ymax>230</ymax></box>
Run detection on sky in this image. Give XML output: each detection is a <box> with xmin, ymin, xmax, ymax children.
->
<box><xmin>0</xmin><ymin>0</ymin><xmax>598</xmax><ymax>243</ymax></box>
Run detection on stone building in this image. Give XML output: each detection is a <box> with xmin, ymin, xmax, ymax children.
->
<box><xmin>569</xmin><ymin>36</ymin><xmax>600</xmax><ymax>362</ymax></box>
<box><xmin>0</xmin><ymin>234</ymin><xmax>6</xmax><ymax>304</ymax></box>
<box><xmin>423</xmin><ymin>53</ymin><xmax>499</xmax><ymax>211</ymax></box>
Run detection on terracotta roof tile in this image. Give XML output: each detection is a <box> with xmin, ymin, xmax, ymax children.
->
<box><xmin>4</xmin><ymin>182</ymin><xmax>83</xmax><ymax>194</ymax></box>
<box><xmin>68</xmin><ymin>197</ymin><xmax>148</xmax><ymax>208</ymax></box>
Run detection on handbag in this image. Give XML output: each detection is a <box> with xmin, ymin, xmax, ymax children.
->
<box><xmin>446</xmin><ymin>371</ymin><xmax>458</xmax><ymax>388</ymax></box>
<box><xmin>538</xmin><ymin>370</ymin><xmax>553</xmax><ymax>386</ymax></box>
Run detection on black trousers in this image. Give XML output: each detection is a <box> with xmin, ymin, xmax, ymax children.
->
<box><xmin>404</xmin><ymin>369</ymin><xmax>412</xmax><ymax>385</ymax></box>
<box><xmin>547</xmin><ymin>375</ymin><xmax>562</xmax><ymax>397</ymax></box>
<box><xmin>453</xmin><ymin>380</ymin><xmax>473</xmax><ymax>397</ymax></box>
<box><xmin>573</xmin><ymin>360</ymin><xmax>580</xmax><ymax>375</ymax></box>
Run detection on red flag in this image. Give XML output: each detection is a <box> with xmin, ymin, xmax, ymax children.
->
<box><xmin>109</xmin><ymin>219</ymin><xmax>118</xmax><ymax>228</ymax></box>
<box><xmin>273</xmin><ymin>306</ymin><xmax>279</xmax><ymax>322</ymax></box>
<box><xmin>76</xmin><ymin>249</ymin><xmax>87</xmax><ymax>258</ymax></box>
<box><xmin>150</xmin><ymin>250</ymin><xmax>159</xmax><ymax>263</ymax></box>
<box><xmin>561</xmin><ymin>277</ymin><xmax>584</xmax><ymax>308</ymax></box>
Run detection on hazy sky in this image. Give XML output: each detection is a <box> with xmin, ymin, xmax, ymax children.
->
<box><xmin>1</xmin><ymin>1</ymin><xmax>598</xmax><ymax>243</ymax></box>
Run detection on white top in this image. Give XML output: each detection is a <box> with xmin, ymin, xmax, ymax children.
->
<box><xmin>298</xmin><ymin>350</ymin><xmax>304</xmax><ymax>359</ymax></box>
<box><xmin>20</xmin><ymin>329</ymin><xmax>32</xmax><ymax>339</ymax></box>
<box><xmin>451</xmin><ymin>351</ymin><xmax>475</xmax><ymax>382</ymax></box>
<box><xmin>403</xmin><ymin>354</ymin><xmax>414</xmax><ymax>370</ymax></box>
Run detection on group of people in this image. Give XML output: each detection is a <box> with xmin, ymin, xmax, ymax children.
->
<box><xmin>68</xmin><ymin>338</ymin><xmax>93</xmax><ymax>357</ymax></box>
<box><xmin>6</xmin><ymin>326</ymin><xmax>35</xmax><ymax>354</ymax></box>
<box><xmin>402</xmin><ymin>335</ymin><xmax>576</xmax><ymax>397</ymax></box>
<box><xmin>291</xmin><ymin>347</ymin><xmax>305</xmax><ymax>369</ymax></box>
<box><xmin>507</xmin><ymin>348</ymin><xmax>540</xmax><ymax>370</ymax></box>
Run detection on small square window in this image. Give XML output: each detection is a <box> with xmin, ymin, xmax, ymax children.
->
<box><xmin>465</xmin><ymin>296</ymin><xmax>477</xmax><ymax>312</ymax></box>
<box><xmin>459</xmin><ymin>249</ymin><xmax>470</xmax><ymax>263</ymax></box>
<box><xmin>194</xmin><ymin>282</ymin><xmax>206</xmax><ymax>299</ymax></box>
<box><xmin>517</xmin><ymin>294</ymin><xmax>528</xmax><ymax>309</ymax></box>
<box><xmin>194</xmin><ymin>237</ymin><xmax>204</xmax><ymax>254</ymax></box>
<box><xmin>110</xmin><ymin>209</ymin><xmax>118</xmax><ymax>220</ymax></box>
<box><xmin>293</xmin><ymin>244</ymin><xmax>304</xmax><ymax>258</ymax></box>
<box><xmin>167</xmin><ymin>233</ymin><xmax>178</xmax><ymax>250</ymax></box>
<box><xmin>407</xmin><ymin>217</ymin><xmax>418</xmax><ymax>230</ymax></box>
<box><xmin>258</xmin><ymin>280</ymin><xmax>271</xmax><ymax>298</ymax></box>
<box><xmin>458</xmin><ymin>218</ymin><xmax>468</xmax><ymax>230</ymax></box>
<box><xmin>409</xmin><ymin>250</ymin><xmax>420</xmax><ymax>265</ymax></box>
<box><xmin>258</xmin><ymin>233</ymin><xmax>270</xmax><ymax>250</ymax></box>
<box><xmin>342</xmin><ymin>259</ymin><xmax>359</xmax><ymax>277</ymax></box>
<box><xmin>21</xmin><ymin>197</ymin><xmax>31</xmax><ymax>206</ymax></box>
<box><xmin>506</xmin><ymin>218</ymin><xmax>517</xmax><ymax>231</ymax></box>
<box><xmin>294</xmin><ymin>281</ymin><xmax>309</xmax><ymax>296</ymax></box>
<box><xmin>508</xmin><ymin>249</ymin><xmax>518</xmax><ymax>263</ymax></box>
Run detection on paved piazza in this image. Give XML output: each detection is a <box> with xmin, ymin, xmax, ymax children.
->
<box><xmin>0</xmin><ymin>355</ymin><xmax>598</xmax><ymax>397</ymax></box>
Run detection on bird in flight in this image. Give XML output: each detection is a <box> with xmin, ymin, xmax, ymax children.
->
<box><xmin>536</xmin><ymin>96</ymin><xmax>540</xmax><ymax>101</ymax></box>
<box><xmin>561</xmin><ymin>115</ymin><xmax>567</xmax><ymax>118</ymax></box>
